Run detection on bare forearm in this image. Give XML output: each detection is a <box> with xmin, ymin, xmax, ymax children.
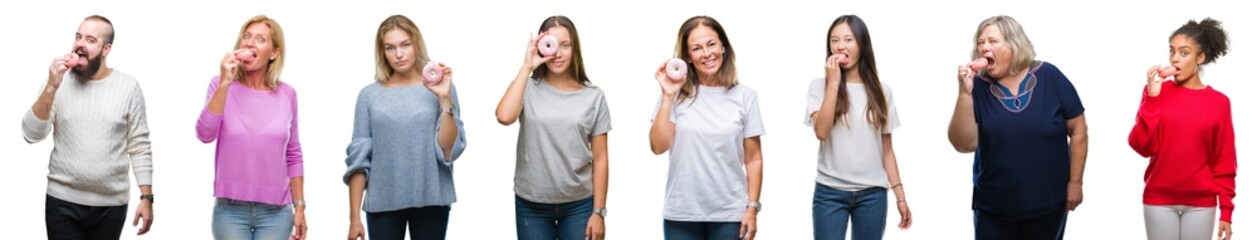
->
<box><xmin>1069</xmin><ymin>131</ymin><xmax>1088</xmax><ymax>183</ymax></box>
<box><xmin>1065</xmin><ymin>115</ymin><xmax>1089</xmax><ymax>183</ymax></box>
<box><xmin>437</xmin><ymin>98</ymin><xmax>457</xmax><ymax>160</ymax></box>
<box><xmin>948</xmin><ymin>94</ymin><xmax>978</xmax><ymax>152</ymax></box>
<box><xmin>32</xmin><ymin>86</ymin><xmax>58</xmax><ymax>120</ymax></box>
<box><xmin>746</xmin><ymin>157</ymin><xmax>763</xmax><ymax>202</ymax></box>
<box><xmin>813</xmin><ymin>84</ymin><xmax>840</xmax><ymax>140</ymax></box>
<box><xmin>592</xmin><ymin>135</ymin><xmax>609</xmax><ymax>209</ymax></box>
<box><xmin>290</xmin><ymin>177</ymin><xmax>304</xmax><ymax>210</ymax></box>
<box><xmin>207</xmin><ymin>86</ymin><xmax>230</xmax><ymax>114</ymax></box>
<box><xmin>593</xmin><ymin>162</ymin><xmax>608</xmax><ymax>208</ymax></box>
<box><xmin>891</xmin><ymin>184</ymin><xmax>906</xmax><ymax>202</ymax></box>
<box><xmin>348</xmin><ymin>173</ymin><xmax>365</xmax><ymax>221</ymax></box>
<box><xmin>495</xmin><ymin>67</ymin><xmax>531</xmax><ymax>125</ymax></box>
<box><xmin>649</xmin><ymin>97</ymin><xmax>675</xmax><ymax>155</ymax></box>
<box><xmin>744</xmin><ymin>137</ymin><xmax>763</xmax><ymax>202</ymax></box>
<box><xmin>883</xmin><ymin>156</ymin><xmax>906</xmax><ymax>200</ymax></box>
<box><xmin>881</xmin><ymin>135</ymin><xmax>906</xmax><ymax>200</ymax></box>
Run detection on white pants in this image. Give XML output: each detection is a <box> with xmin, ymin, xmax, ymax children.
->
<box><xmin>1144</xmin><ymin>205</ymin><xmax>1215</xmax><ymax>240</ymax></box>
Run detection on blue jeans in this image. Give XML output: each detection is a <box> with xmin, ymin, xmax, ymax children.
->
<box><xmin>812</xmin><ymin>184</ymin><xmax>888</xmax><ymax>240</ymax></box>
<box><xmin>366</xmin><ymin>206</ymin><xmax>451</xmax><ymax>240</ymax></box>
<box><xmin>973</xmin><ymin>208</ymin><xmax>1067</xmax><ymax>240</ymax></box>
<box><xmin>45</xmin><ymin>194</ymin><xmax>127</xmax><ymax>240</ymax></box>
<box><xmin>515</xmin><ymin>195</ymin><xmax>593</xmax><ymax>240</ymax></box>
<box><xmin>212</xmin><ymin>198</ymin><xmax>294</xmax><ymax>240</ymax></box>
<box><xmin>663</xmin><ymin>220</ymin><xmax>741</xmax><ymax>240</ymax></box>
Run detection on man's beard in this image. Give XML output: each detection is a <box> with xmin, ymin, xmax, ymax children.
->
<box><xmin>70</xmin><ymin>52</ymin><xmax>104</xmax><ymax>81</ymax></box>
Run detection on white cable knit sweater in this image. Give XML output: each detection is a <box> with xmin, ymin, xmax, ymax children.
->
<box><xmin>22</xmin><ymin>70</ymin><xmax>153</xmax><ymax>206</ymax></box>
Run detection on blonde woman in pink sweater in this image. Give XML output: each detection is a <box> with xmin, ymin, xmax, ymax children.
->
<box><xmin>195</xmin><ymin>15</ymin><xmax>307</xmax><ymax>240</ymax></box>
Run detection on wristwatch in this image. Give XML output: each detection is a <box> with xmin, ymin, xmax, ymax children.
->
<box><xmin>293</xmin><ymin>200</ymin><xmax>306</xmax><ymax>207</ymax></box>
<box><xmin>593</xmin><ymin>208</ymin><xmax>608</xmax><ymax>219</ymax></box>
<box><xmin>441</xmin><ymin>105</ymin><xmax>455</xmax><ymax>115</ymax></box>
<box><xmin>140</xmin><ymin>194</ymin><xmax>154</xmax><ymax>203</ymax></box>
<box><xmin>747</xmin><ymin>201</ymin><xmax>761</xmax><ymax>212</ymax></box>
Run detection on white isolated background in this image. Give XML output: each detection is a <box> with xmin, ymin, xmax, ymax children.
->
<box><xmin>1</xmin><ymin>0</ymin><xmax>1252</xmax><ymax>239</ymax></box>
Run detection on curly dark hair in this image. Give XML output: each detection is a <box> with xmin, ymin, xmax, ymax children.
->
<box><xmin>1171</xmin><ymin>18</ymin><xmax>1229</xmax><ymax>65</ymax></box>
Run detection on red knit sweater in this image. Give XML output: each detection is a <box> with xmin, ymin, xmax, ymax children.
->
<box><xmin>1129</xmin><ymin>81</ymin><xmax>1237</xmax><ymax>222</ymax></box>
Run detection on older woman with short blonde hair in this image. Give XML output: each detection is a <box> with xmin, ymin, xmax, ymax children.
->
<box><xmin>947</xmin><ymin>15</ymin><xmax>1089</xmax><ymax>240</ymax></box>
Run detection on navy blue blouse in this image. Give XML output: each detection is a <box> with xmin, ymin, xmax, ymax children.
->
<box><xmin>971</xmin><ymin>61</ymin><xmax>1084</xmax><ymax>218</ymax></box>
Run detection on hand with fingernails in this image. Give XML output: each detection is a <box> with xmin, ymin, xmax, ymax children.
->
<box><xmin>960</xmin><ymin>52</ymin><xmax>995</xmax><ymax>91</ymax></box>
<box><xmin>47</xmin><ymin>52</ymin><xmax>80</xmax><ymax>89</ymax></box>
<box><xmin>219</xmin><ymin>49</ymin><xmax>256</xmax><ymax>87</ymax></box>
<box><xmin>522</xmin><ymin>33</ymin><xmax>555</xmax><ymax>71</ymax></box>
<box><xmin>423</xmin><ymin>62</ymin><xmax>454</xmax><ymax>99</ymax></box>
<box><xmin>956</xmin><ymin>58</ymin><xmax>984</xmax><ymax>94</ymax></box>
<box><xmin>1145</xmin><ymin>65</ymin><xmax>1178</xmax><ymax>97</ymax></box>
<box><xmin>824</xmin><ymin>54</ymin><xmax>847</xmax><ymax>86</ymax></box>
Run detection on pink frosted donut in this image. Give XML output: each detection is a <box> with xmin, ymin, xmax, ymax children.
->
<box><xmin>969</xmin><ymin>58</ymin><xmax>989</xmax><ymax>72</ymax></box>
<box><xmin>666</xmin><ymin>58</ymin><xmax>687</xmax><ymax>82</ymax></box>
<box><xmin>423</xmin><ymin>62</ymin><xmax>444</xmax><ymax>84</ymax></box>
<box><xmin>537</xmin><ymin>35</ymin><xmax>559</xmax><ymax>57</ymax></box>
<box><xmin>235</xmin><ymin>49</ymin><xmax>257</xmax><ymax>63</ymax></box>
<box><xmin>1158</xmin><ymin>65</ymin><xmax>1178</xmax><ymax>79</ymax></box>
<box><xmin>837</xmin><ymin>54</ymin><xmax>849</xmax><ymax>65</ymax></box>
<box><xmin>64</xmin><ymin>53</ymin><xmax>80</xmax><ymax>68</ymax></box>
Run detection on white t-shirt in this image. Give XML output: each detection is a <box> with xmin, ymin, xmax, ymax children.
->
<box><xmin>804</xmin><ymin>79</ymin><xmax>900</xmax><ymax>191</ymax></box>
<box><xmin>653</xmin><ymin>84</ymin><xmax>764</xmax><ymax>222</ymax></box>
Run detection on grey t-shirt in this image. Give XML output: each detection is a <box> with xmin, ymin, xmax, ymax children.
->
<box><xmin>515</xmin><ymin>78</ymin><xmax>612</xmax><ymax>204</ymax></box>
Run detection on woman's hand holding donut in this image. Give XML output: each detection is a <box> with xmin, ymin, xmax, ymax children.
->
<box><xmin>424</xmin><ymin>62</ymin><xmax>453</xmax><ymax>100</ymax></box>
<box><xmin>219</xmin><ymin>50</ymin><xmax>246</xmax><ymax>88</ymax></box>
<box><xmin>656</xmin><ymin>59</ymin><xmax>685</xmax><ymax>97</ymax></box>
<box><xmin>664</xmin><ymin>58</ymin><xmax>687</xmax><ymax>82</ymax></box>
<box><xmin>956</xmin><ymin>64</ymin><xmax>975</xmax><ymax>95</ymax></box>
<box><xmin>522</xmin><ymin>33</ymin><xmax>554</xmax><ymax>71</ymax></box>
<box><xmin>537</xmin><ymin>35</ymin><xmax>559</xmax><ymax>57</ymax></box>
<box><xmin>423</xmin><ymin>62</ymin><xmax>444</xmax><ymax>84</ymax></box>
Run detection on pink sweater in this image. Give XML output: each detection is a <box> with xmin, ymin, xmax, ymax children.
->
<box><xmin>196</xmin><ymin>76</ymin><xmax>304</xmax><ymax>205</ymax></box>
